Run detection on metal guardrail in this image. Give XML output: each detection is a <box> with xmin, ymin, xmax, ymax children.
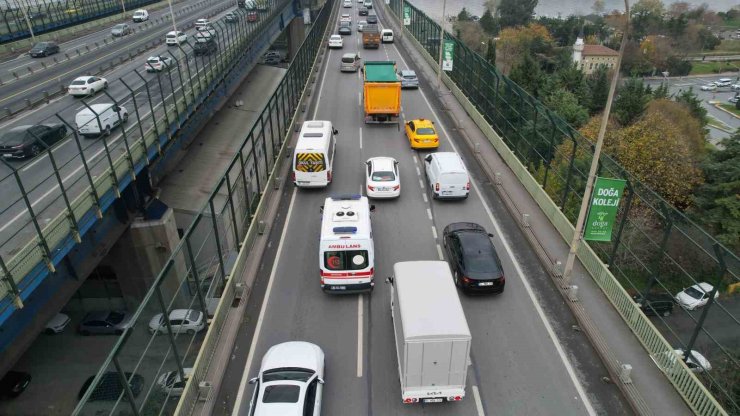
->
<box><xmin>386</xmin><ymin>0</ymin><xmax>737</xmax><ymax>414</ymax></box>
<box><xmin>0</xmin><ymin>1</ymin><xmax>289</xmax><ymax>323</ymax></box>
<box><xmin>1</xmin><ymin>0</ymin><xmax>172</xmax><ymax>44</ymax></box>
<box><xmin>72</xmin><ymin>1</ymin><xmax>333</xmax><ymax>415</ymax></box>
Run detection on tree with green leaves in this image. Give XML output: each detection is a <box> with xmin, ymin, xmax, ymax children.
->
<box><xmin>544</xmin><ymin>89</ymin><xmax>590</xmax><ymax>128</ymax></box>
<box><xmin>457</xmin><ymin>7</ymin><xmax>471</xmax><ymax>21</ymax></box>
<box><xmin>586</xmin><ymin>65</ymin><xmax>610</xmax><ymax>114</ymax></box>
<box><xmin>498</xmin><ymin>0</ymin><xmax>538</xmax><ymax>28</ymax></box>
<box><xmin>675</xmin><ymin>87</ymin><xmax>708</xmax><ymax>127</ymax></box>
<box><xmin>613</xmin><ymin>78</ymin><xmax>652</xmax><ymax>125</ymax></box>
<box><xmin>509</xmin><ymin>54</ymin><xmax>545</xmax><ymax>98</ymax></box>
<box><xmin>486</xmin><ymin>40</ymin><xmax>497</xmax><ymax>66</ymax></box>
<box><xmin>693</xmin><ymin>134</ymin><xmax>740</xmax><ymax>250</ymax></box>
<box><xmin>480</xmin><ymin>9</ymin><xmax>497</xmax><ymax>35</ymax></box>
<box><xmin>653</xmin><ymin>82</ymin><xmax>670</xmax><ymax>99</ymax></box>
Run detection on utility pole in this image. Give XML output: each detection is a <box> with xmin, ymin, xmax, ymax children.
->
<box><xmin>120</xmin><ymin>0</ymin><xmax>127</xmax><ymax>20</ymax></box>
<box><xmin>17</xmin><ymin>0</ymin><xmax>35</xmax><ymax>43</ymax></box>
<box><xmin>561</xmin><ymin>0</ymin><xmax>630</xmax><ymax>286</ymax></box>
<box><xmin>436</xmin><ymin>0</ymin><xmax>447</xmax><ymax>88</ymax></box>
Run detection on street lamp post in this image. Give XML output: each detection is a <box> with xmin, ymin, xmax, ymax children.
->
<box><xmin>120</xmin><ymin>0</ymin><xmax>127</xmax><ymax>20</ymax></box>
<box><xmin>436</xmin><ymin>0</ymin><xmax>447</xmax><ymax>88</ymax></box>
<box><xmin>17</xmin><ymin>0</ymin><xmax>36</xmax><ymax>43</ymax></box>
<box><xmin>561</xmin><ymin>0</ymin><xmax>631</xmax><ymax>287</ymax></box>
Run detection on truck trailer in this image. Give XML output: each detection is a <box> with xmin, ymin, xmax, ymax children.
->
<box><xmin>362</xmin><ymin>24</ymin><xmax>380</xmax><ymax>48</ymax></box>
<box><xmin>363</xmin><ymin>61</ymin><xmax>401</xmax><ymax>125</ymax></box>
<box><xmin>388</xmin><ymin>261</ymin><xmax>472</xmax><ymax>404</ymax></box>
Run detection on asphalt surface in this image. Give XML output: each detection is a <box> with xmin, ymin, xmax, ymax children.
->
<box><xmin>0</xmin><ymin>1</ymin><xmax>266</xmax><ymax>262</ymax></box>
<box><xmin>214</xmin><ymin>4</ymin><xmax>632</xmax><ymax>415</ymax></box>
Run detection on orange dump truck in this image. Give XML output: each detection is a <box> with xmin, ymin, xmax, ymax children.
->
<box><xmin>363</xmin><ymin>61</ymin><xmax>401</xmax><ymax>125</ymax></box>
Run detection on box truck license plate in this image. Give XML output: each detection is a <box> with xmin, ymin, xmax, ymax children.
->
<box><xmin>423</xmin><ymin>398</ymin><xmax>443</xmax><ymax>403</ymax></box>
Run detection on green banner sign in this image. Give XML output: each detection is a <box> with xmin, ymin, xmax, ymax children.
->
<box><xmin>403</xmin><ymin>5</ymin><xmax>410</xmax><ymax>25</ymax></box>
<box><xmin>442</xmin><ymin>40</ymin><xmax>454</xmax><ymax>71</ymax></box>
<box><xmin>583</xmin><ymin>177</ymin><xmax>627</xmax><ymax>242</ymax></box>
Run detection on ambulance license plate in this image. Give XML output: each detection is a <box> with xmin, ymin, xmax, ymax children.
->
<box><xmin>423</xmin><ymin>398</ymin><xmax>443</xmax><ymax>403</ymax></box>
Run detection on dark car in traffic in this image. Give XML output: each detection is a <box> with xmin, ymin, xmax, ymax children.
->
<box><xmin>366</xmin><ymin>14</ymin><xmax>378</xmax><ymax>24</ymax></box>
<box><xmin>78</xmin><ymin>372</ymin><xmax>143</xmax><ymax>401</ymax></box>
<box><xmin>225</xmin><ymin>11</ymin><xmax>239</xmax><ymax>23</ymax></box>
<box><xmin>194</xmin><ymin>38</ymin><xmax>218</xmax><ymax>55</ymax></box>
<box><xmin>0</xmin><ymin>124</ymin><xmax>67</xmax><ymax>159</ymax></box>
<box><xmin>0</xmin><ymin>371</ymin><xmax>31</xmax><ymax>399</ymax></box>
<box><xmin>29</xmin><ymin>41</ymin><xmax>59</xmax><ymax>57</ymax></box>
<box><xmin>443</xmin><ymin>222</ymin><xmax>505</xmax><ymax>294</ymax></box>
<box><xmin>359</xmin><ymin>6</ymin><xmax>368</xmax><ymax>15</ymax></box>
<box><xmin>632</xmin><ymin>293</ymin><xmax>675</xmax><ymax>317</ymax></box>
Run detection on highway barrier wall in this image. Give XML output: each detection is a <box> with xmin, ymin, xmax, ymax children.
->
<box><xmin>384</xmin><ymin>0</ymin><xmax>737</xmax><ymax>415</ymax></box>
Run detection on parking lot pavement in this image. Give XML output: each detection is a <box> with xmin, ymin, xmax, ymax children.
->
<box><xmin>0</xmin><ymin>309</ymin><xmax>204</xmax><ymax>416</ymax></box>
<box><xmin>644</xmin><ymin>75</ymin><xmax>739</xmax><ymax>145</ymax></box>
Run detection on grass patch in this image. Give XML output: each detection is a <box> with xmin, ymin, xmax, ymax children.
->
<box><xmin>712</xmin><ymin>39</ymin><xmax>740</xmax><ymax>53</ymax></box>
<box><xmin>719</xmin><ymin>103</ymin><xmax>740</xmax><ymax>116</ymax></box>
<box><xmin>690</xmin><ymin>61</ymin><xmax>740</xmax><ymax>75</ymax></box>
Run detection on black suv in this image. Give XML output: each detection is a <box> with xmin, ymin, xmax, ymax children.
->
<box><xmin>633</xmin><ymin>293</ymin><xmax>674</xmax><ymax>317</ymax></box>
<box><xmin>29</xmin><ymin>41</ymin><xmax>59</xmax><ymax>57</ymax></box>
<box><xmin>194</xmin><ymin>39</ymin><xmax>218</xmax><ymax>56</ymax></box>
<box><xmin>0</xmin><ymin>124</ymin><xmax>67</xmax><ymax>158</ymax></box>
<box><xmin>443</xmin><ymin>222</ymin><xmax>505</xmax><ymax>294</ymax></box>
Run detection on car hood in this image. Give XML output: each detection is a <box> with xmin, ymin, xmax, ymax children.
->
<box><xmin>149</xmin><ymin>313</ymin><xmax>164</xmax><ymax>329</ymax></box>
<box><xmin>260</xmin><ymin>342</ymin><xmax>322</xmax><ymax>373</ymax></box>
<box><xmin>254</xmin><ymin>402</ymin><xmax>302</xmax><ymax>416</ymax></box>
<box><xmin>46</xmin><ymin>313</ymin><xmax>70</xmax><ymax>328</ymax></box>
<box><xmin>675</xmin><ymin>292</ymin><xmax>698</xmax><ymax>306</ymax></box>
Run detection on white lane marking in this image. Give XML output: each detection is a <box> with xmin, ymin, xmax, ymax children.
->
<box><xmin>414</xmin><ymin>165</ymin><xmax>420</xmax><ymax>176</ymax></box>
<box><xmin>359</xmin><ymin>127</ymin><xmax>363</xmax><ymax>149</ymax></box>
<box><xmin>436</xmin><ymin>243</ymin><xmax>444</xmax><ymax>260</ymax></box>
<box><xmin>389</xmin><ymin>39</ymin><xmax>597</xmax><ymax>416</ymax></box>
<box><xmin>412</xmin><ymin>156</ymin><xmax>417</xmax><ymax>165</ymax></box>
<box><xmin>357</xmin><ymin>294</ymin><xmax>364</xmax><ymax>378</ymax></box>
<box><xmin>422</xmin><ymin>193</ymin><xmax>427</xmax><ymax>203</ymax></box>
<box><xmin>418</xmin><ymin>179</ymin><xmax>423</xmax><ymax>189</ymax></box>
<box><xmin>358</xmin><ymin>90</ymin><xmax>361</xmax><ymax>105</ymax></box>
<box><xmin>233</xmin><ymin>187</ymin><xmax>298</xmax><ymax>415</ymax></box>
<box><xmin>431</xmin><ymin>226</ymin><xmax>437</xmax><ymax>239</ymax></box>
<box><xmin>473</xmin><ymin>385</ymin><xmax>485</xmax><ymax>416</ymax></box>
<box><xmin>426</xmin><ymin>208</ymin><xmax>432</xmax><ymax>220</ymax></box>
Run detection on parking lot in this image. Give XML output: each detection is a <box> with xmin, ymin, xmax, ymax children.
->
<box><xmin>644</xmin><ymin>74</ymin><xmax>740</xmax><ymax>146</ymax></box>
<box><xmin>0</xmin><ymin>308</ymin><xmax>205</xmax><ymax>415</ymax></box>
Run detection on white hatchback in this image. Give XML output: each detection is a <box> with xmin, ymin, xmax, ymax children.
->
<box><xmin>328</xmin><ymin>34</ymin><xmax>343</xmax><ymax>48</ymax></box>
<box><xmin>68</xmin><ymin>75</ymin><xmax>108</xmax><ymax>97</ymax></box>
<box><xmin>675</xmin><ymin>282</ymin><xmax>718</xmax><ymax>310</ymax></box>
<box><xmin>366</xmin><ymin>157</ymin><xmax>400</xmax><ymax>198</ymax></box>
<box><xmin>248</xmin><ymin>342</ymin><xmax>325</xmax><ymax>416</ymax></box>
<box><xmin>166</xmin><ymin>30</ymin><xmax>187</xmax><ymax>45</ymax></box>
<box><xmin>157</xmin><ymin>368</ymin><xmax>193</xmax><ymax>398</ymax></box>
<box><xmin>343</xmin><ymin>0</ymin><xmax>352</xmax><ymax>7</ymax></box>
<box><xmin>145</xmin><ymin>55</ymin><xmax>174</xmax><ymax>72</ymax></box>
<box><xmin>149</xmin><ymin>309</ymin><xmax>205</xmax><ymax>334</ymax></box>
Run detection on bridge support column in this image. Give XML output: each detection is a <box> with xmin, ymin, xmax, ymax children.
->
<box><xmin>286</xmin><ymin>15</ymin><xmax>306</xmax><ymax>62</ymax></box>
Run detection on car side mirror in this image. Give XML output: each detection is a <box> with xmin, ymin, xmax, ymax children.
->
<box><xmin>333</xmin><ymin>128</ymin><xmax>339</xmax><ymax>135</ymax></box>
<box><xmin>365</xmin><ymin>161</ymin><xmax>370</xmax><ymax>166</ymax></box>
<box><xmin>487</xmin><ymin>233</ymin><xmax>494</xmax><ymax>238</ymax></box>
<box><xmin>248</xmin><ymin>377</ymin><xmax>258</xmax><ymax>385</ymax></box>
<box><xmin>369</xmin><ymin>204</ymin><xmax>376</xmax><ymax>212</ymax></box>
<box><xmin>317</xmin><ymin>377</ymin><xmax>325</xmax><ymax>384</ymax></box>
<box><xmin>424</xmin><ymin>155</ymin><xmax>432</xmax><ymax>162</ymax></box>
<box><xmin>319</xmin><ymin>205</ymin><xmax>324</xmax><ymax>213</ymax></box>
<box><xmin>385</xmin><ymin>277</ymin><xmax>394</xmax><ymax>284</ymax></box>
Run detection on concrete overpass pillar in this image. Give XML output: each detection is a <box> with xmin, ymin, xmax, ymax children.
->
<box><xmin>287</xmin><ymin>15</ymin><xmax>306</xmax><ymax>62</ymax></box>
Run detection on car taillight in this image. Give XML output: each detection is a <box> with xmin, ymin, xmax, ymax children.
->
<box><xmin>402</xmin><ymin>397</ymin><xmax>419</xmax><ymax>404</ymax></box>
<box><xmin>462</xmin><ymin>276</ymin><xmax>472</xmax><ymax>284</ymax></box>
<box><xmin>367</xmin><ymin>185</ymin><xmax>375</xmax><ymax>191</ymax></box>
<box><xmin>448</xmin><ymin>396</ymin><xmax>462</xmax><ymax>401</ymax></box>
<box><xmin>435</xmin><ymin>183</ymin><xmax>440</xmax><ymax>191</ymax></box>
<box><xmin>414</xmin><ymin>139</ymin><xmax>420</xmax><ymax>142</ymax></box>
<box><xmin>433</xmin><ymin>138</ymin><xmax>439</xmax><ymax>142</ymax></box>
<box><xmin>466</xmin><ymin>181</ymin><xmax>470</xmax><ymax>190</ymax></box>
<box><xmin>327</xmin><ymin>171</ymin><xmax>332</xmax><ymax>182</ymax></box>
<box><xmin>392</xmin><ymin>185</ymin><xmax>400</xmax><ymax>191</ymax></box>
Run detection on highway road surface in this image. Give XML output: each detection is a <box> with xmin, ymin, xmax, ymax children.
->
<box><xmin>217</xmin><ymin>4</ymin><xmax>633</xmax><ymax>416</ymax></box>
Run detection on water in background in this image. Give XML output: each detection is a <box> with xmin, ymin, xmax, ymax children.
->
<box><xmin>409</xmin><ymin>0</ymin><xmax>740</xmax><ymax>20</ymax></box>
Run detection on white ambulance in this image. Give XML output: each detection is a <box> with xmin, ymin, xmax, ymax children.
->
<box><xmin>319</xmin><ymin>195</ymin><xmax>375</xmax><ymax>293</ymax></box>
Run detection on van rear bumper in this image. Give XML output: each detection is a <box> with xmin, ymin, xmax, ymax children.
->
<box><xmin>322</xmin><ymin>281</ymin><xmax>374</xmax><ymax>293</ymax></box>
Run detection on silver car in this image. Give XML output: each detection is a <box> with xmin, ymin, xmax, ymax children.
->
<box><xmin>78</xmin><ymin>310</ymin><xmax>134</xmax><ymax>335</ymax></box>
<box><xmin>340</xmin><ymin>53</ymin><xmax>361</xmax><ymax>72</ymax></box>
<box><xmin>398</xmin><ymin>69</ymin><xmax>419</xmax><ymax>88</ymax></box>
<box><xmin>111</xmin><ymin>23</ymin><xmax>132</xmax><ymax>37</ymax></box>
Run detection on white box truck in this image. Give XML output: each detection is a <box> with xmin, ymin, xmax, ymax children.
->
<box><xmin>388</xmin><ymin>261</ymin><xmax>472</xmax><ymax>404</ymax></box>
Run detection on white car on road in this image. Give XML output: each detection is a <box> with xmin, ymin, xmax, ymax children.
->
<box><xmin>145</xmin><ymin>56</ymin><xmax>174</xmax><ymax>72</ymax></box>
<box><xmin>675</xmin><ymin>282</ymin><xmax>718</xmax><ymax>310</ymax></box>
<box><xmin>157</xmin><ymin>368</ymin><xmax>193</xmax><ymax>398</ymax></box>
<box><xmin>166</xmin><ymin>30</ymin><xmax>187</xmax><ymax>45</ymax></box>
<box><xmin>248</xmin><ymin>341</ymin><xmax>325</xmax><ymax>416</ymax></box>
<box><xmin>366</xmin><ymin>157</ymin><xmax>400</xmax><ymax>198</ymax></box>
<box><xmin>149</xmin><ymin>309</ymin><xmax>205</xmax><ymax>334</ymax></box>
<box><xmin>328</xmin><ymin>34</ymin><xmax>343</xmax><ymax>48</ymax></box>
<box><xmin>700</xmin><ymin>82</ymin><xmax>717</xmax><ymax>91</ymax></box>
<box><xmin>68</xmin><ymin>76</ymin><xmax>108</xmax><ymax>97</ymax></box>
<box><xmin>195</xmin><ymin>18</ymin><xmax>210</xmax><ymax>30</ymax></box>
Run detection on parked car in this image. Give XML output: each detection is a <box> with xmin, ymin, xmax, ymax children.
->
<box><xmin>44</xmin><ymin>313</ymin><xmax>71</xmax><ymax>334</ymax></box>
<box><xmin>0</xmin><ymin>124</ymin><xmax>67</xmax><ymax>158</ymax></box>
<box><xmin>247</xmin><ymin>342</ymin><xmax>325</xmax><ymax>415</ymax></box>
<box><xmin>148</xmin><ymin>309</ymin><xmax>205</xmax><ymax>335</ymax></box>
<box><xmin>443</xmin><ymin>222</ymin><xmax>505</xmax><ymax>294</ymax></box>
<box><xmin>68</xmin><ymin>75</ymin><xmax>108</xmax><ymax>97</ymax></box>
<box><xmin>29</xmin><ymin>41</ymin><xmax>59</xmax><ymax>57</ymax></box>
<box><xmin>157</xmin><ymin>368</ymin><xmax>193</xmax><ymax>398</ymax></box>
<box><xmin>700</xmin><ymin>83</ymin><xmax>717</xmax><ymax>91</ymax></box>
<box><xmin>263</xmin><ymin>55</ymin><xmax>281</xmax><ymax>65</ymax></box>
<box><xmin>398</xmin><ymin>69</ymin><xmax>419</xmax><ymax>88</ymax></box>
<box><xmin>145</xmin><ymin>56</ymin><xmax>174</xmax><ymax>72</ymax></box>
<box><xmin>731</xmin><ymin>83</ymin><xmax>740</xmax><ymax>91</ymax></box>
<box><xmin>165</xmin><ymin>30</ymin><xmax>187</xmax><ymax>45</ymax></box>
<box><xmin>111</xmin><ymin>23</ymin><xmax>132</xmax><ymax>37</ymax></box>
<box><xmin>75</xmin><ymin>103</ymin><xmax>129</xmax><ymax>137</ymax></box>
<box><xmin>716</xmin><ymin>77</ymin><xmax>733</xmax><ymax>87</ymax></box>
<box><xmin>405</xmin><ymin>118</ymin><xmax>438</xmax><ymax>149</ymax></box>
<box><xmin>195</xmin><ymin>18</ymin><xmax>210</xmax><ymax>30</ymax></box>
<box><xmin>0</xmin><ymin>371</ymin><xmax>31</xmax><ymax>399</ymax></box>
<box><xmin>728</xmin><ymin>94</ymin><xmax>739</xmax><ymax>104</ymax></box>
<box><xmin>365</xmin><ymin>157</ymin><xmax>400</xmax><ymax>198</ymax></box>
<box><xmin>328</xmin><ymin>34</ymin><xmax>343</xmax><ymax>48</ymax></box>
<box><xmin>632</xmin><ymin>293</ymin><xmax>674</xmax><ymax>317</ymax></box>
<box><xmin>78</xmin><ymin>372</ymin><xmax>143</xmax><ymax>401</ymax></box>
<box><xmin>340</xmin><ymin>52</ymin><xmax>361</xmax><ymax>72</ymax></box>
<box><xmin>132</xmin><ymin>9</ymin><xmax>149</xmax><ymax>22</ymax></box>
<box><xmin>675</xmin><ymin>282</ymin><xmax>718</xmax><ymax>310</ymax></box>
<box><xmin>674</xmin><ymin>349</ymin><xmax>712</xmax><ymax>373</ymax></box>
<box><xmin>225</xmin><ymin>11</ymin><xmax>239</xmax><ymax>23</ymax></box>
<box><xmin>78</xmin><ymin>310</ymin><xmax>134</xmax><ymax>335</ymax></box>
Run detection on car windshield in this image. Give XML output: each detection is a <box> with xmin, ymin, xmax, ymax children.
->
<box><xmin>107</xmin><ymin>312</ymin><xmax>125</xmax><ymax>324</ymax></box>
<box><xmin>71</xmin><ymin>79</ymin><xmax>86</xmax><ymax>85</ymax></box>
<box><xmin>684</xmin><ymin>287</ymin><xmax>704</xmax><ymax>300</ymax></box>
<box><xmin>32</xmin><ymin>43</ymin><xmax>47</xmax><ymax>49</ymax></box>
<box><xmin>403</xmin><ymin>74</ymin><xmax>416</xmax><ymax>79</ymax></box>
<box><xmin>262</xmin><ymin>367</ymin><xmax>313</xmax><ymax>383</ymax></box>
<box><xmin>114</xmin><ymin>24</ymin><xmax>126</xmax><ymax>29</ymax></box>
<box><xmin>262</xmin><ymin>385</ymin><xmax>300</xmax><ymax>403</ymax></box>
<box><xmin>372</xmin><ymin>170</ymin><xmax>395</xmax><ymax>181</ymax></box>
<box><xmin>342</xmin><ymin>56</ymin><xmax>355</xmax><ymax>63</ymax></box>
<box><xmin>460</xmin><ymin>233</ymin><xmax>502</xmax><ymax>274</ymax></box>
<box><xmin>417</xmin><ymin>127</ymin><xmax>435</xmax><ymax>135</ymax></box>
<box><xmin>147</xmin><ymin>58</ymin><xmax>160</xmax><ymax>64</ymax></box>
<box><xmin>165</xmin><ymin>372</ymin><xmax>178</xmax><ymax>387</ymax></box>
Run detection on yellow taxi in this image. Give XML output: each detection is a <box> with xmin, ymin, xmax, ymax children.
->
<box><xmin>404</xmin><ymin>118</ymin><xmax>439</xmax><ymax>149</ymax></box>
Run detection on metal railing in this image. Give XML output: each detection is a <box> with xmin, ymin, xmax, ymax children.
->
<box><xmin>0</xmin><ymin>0</ymin><xmax>290</xmax><ymax>324</ymax></box>
<box><xmin>74</xmin><ymin>1</ymin><xmax>334</xmax><ymax>414</ymax></box>
<box><xmin>387</xmin><ymin>0</ymin><xmax>738</xmax><ymax>414</ymax></box>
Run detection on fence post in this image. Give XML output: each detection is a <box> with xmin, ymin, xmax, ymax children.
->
<box><xmin>208</xmin><ymin>199</ymin><xmax>228</xmax><ymax>285</ymax></box>
<box><xmin>608</xmin><ymin>180</ymin><xmax>634</xmax><ymax>270</ymax></box>
<box><xmin>55</xmin><ymin>114</ymin><xmax>103</xmax><ymax>218</ymax></box>
<box><xmin>133</xmin><ymin>70</ymin><xmax>162</xmax><ymax>152</ymax></box>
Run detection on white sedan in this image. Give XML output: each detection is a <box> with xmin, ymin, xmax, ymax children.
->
<box><xmin>328</xmin><ymin>34</ymin><xmax>343</xmax><ymax>48</ymax></box>
<box><xmin>248</xmin><ymin>342</ymin><xmax>324</xmax><ymax>416</ymax></box>
<box><xmin>68</xmin><ymin>76</ymin><xmax>108</xmax><ymax>97</ymax></box>
<box><xmin>148</xmin><ymin>309</ymin><xmax>205</xmax><ymax>334</ymax></box>
<box><xmin>366</xmin><ymin>157</ymin><xmax>400</xmax><ymax>198</ymax></box>
<box><xmin>700</xmin><ymin>83</ymin><xmax>717</xmax><ymax>91</ymax></box>
<box><xmin>145</xmin><ymin>56</ymin><xmax>174</xmax><ymax>72</ymax></box>
<box><xmin>166</xmin><ymin>30</ymin><xmax>187</xmax><ymax>45</ymax></box>
<box><xmin>157</xmin><ymin>368</ymin><xmax>193</xmax><ymax>398</ymax></box>
<box><xmin>675</xmin><ymin>282</ymin><xmax>718</xmax><ymax>310</ymax></box>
